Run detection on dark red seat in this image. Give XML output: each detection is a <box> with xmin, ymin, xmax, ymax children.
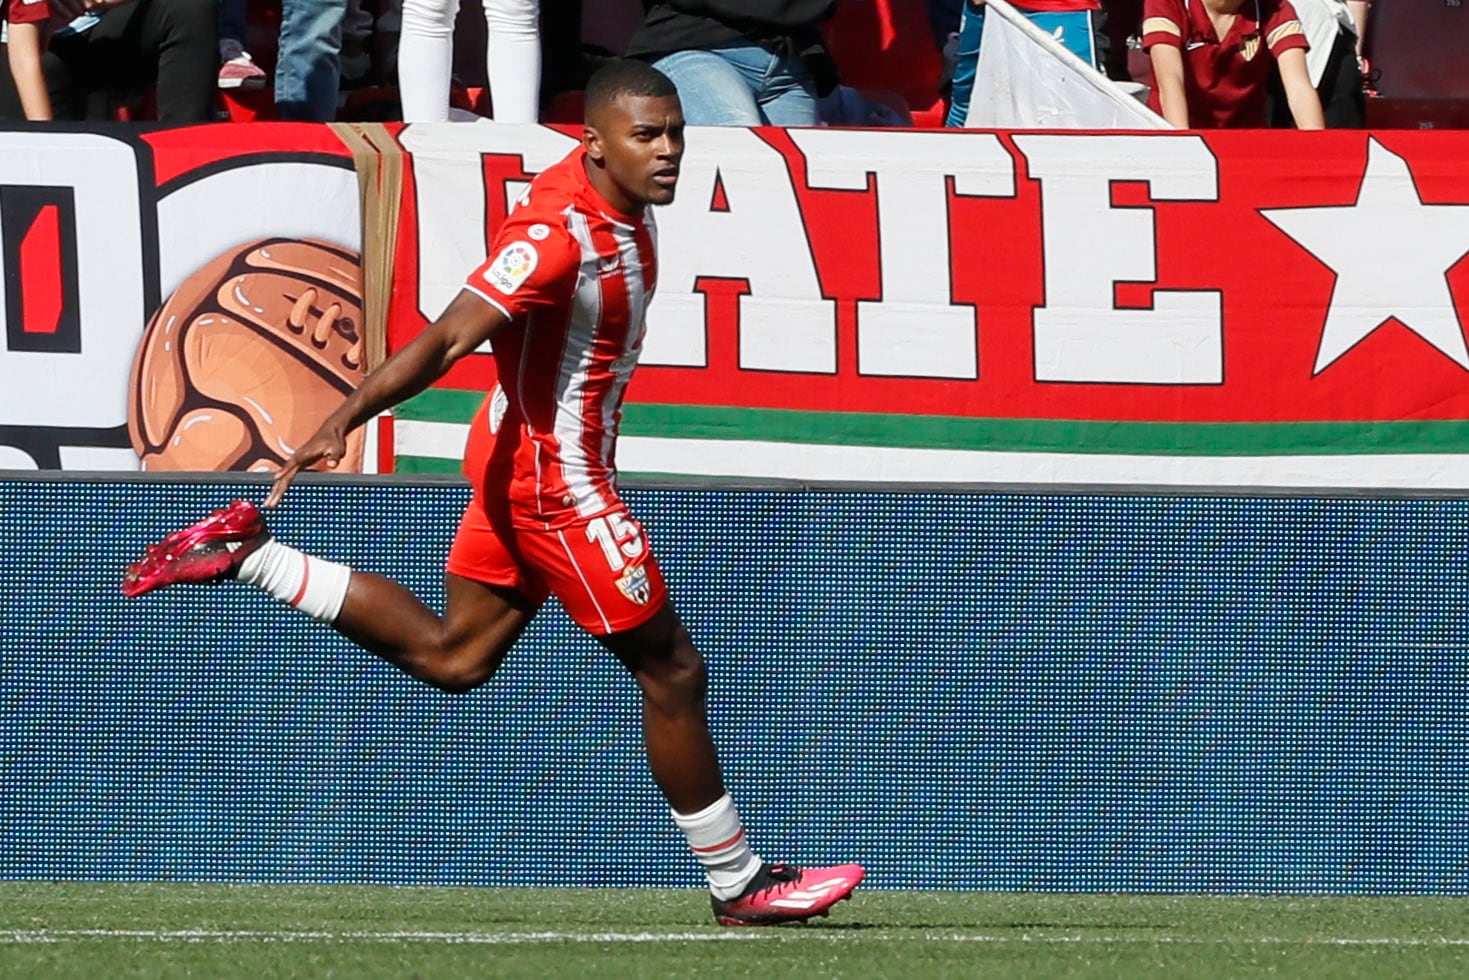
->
<box><xmin>1364</xmin><ymin>0</ymin><xmax>1469</xmax><ymax>129</ymax></box>
<box><xmin>822</xmin><ymin>0</ymin><xmax>946</xmax><ymax>124</ymax></box>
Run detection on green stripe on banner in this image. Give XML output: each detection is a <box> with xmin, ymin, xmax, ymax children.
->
<box><xmin>396</xmin><ymin>390</ymin><xmax>1469</xmax><ymax>457</ymax></box>
<box><xmin>393</xmin><ymin>456</ymin><xmax>463</xmax><ymax>475</ymax></box>
<box><xmin>399</xmin><ymin>389</ymin><xmax>485</xmax><ymax>423</ymax></box>
<box><xmin>628</xmin><ymin>406</ymin><xmax>1469</xmax><ymax>456</ymax></box>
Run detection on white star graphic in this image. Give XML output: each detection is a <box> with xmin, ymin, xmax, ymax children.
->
<box><xmin>1262</xmin><ymin>138</ymin><xmax>1469</xmax><ymax>374</ymax></box>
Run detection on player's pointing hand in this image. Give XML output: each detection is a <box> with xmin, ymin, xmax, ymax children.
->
<box><xmin>265</xmin><ymin>427</ymin><xmax>345</xmax><ymax>508</ymax></box>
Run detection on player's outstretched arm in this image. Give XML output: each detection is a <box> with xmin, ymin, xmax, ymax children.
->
<box><xmin>265</xmin><ymin>291</ymin><xmax>508</xmax><ymax>507</ymax></box>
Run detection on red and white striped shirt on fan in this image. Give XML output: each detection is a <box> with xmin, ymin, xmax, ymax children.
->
<box><xmin>462</xmin><ymin>146</ymin><xmax>658</xmax><ymax>527</ymax></box>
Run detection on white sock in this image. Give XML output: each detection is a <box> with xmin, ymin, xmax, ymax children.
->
<box><xmin>672</xmin><ymin>793</ymin><xmax>763</xmax><ymax>900</ymax></box>
<box><xmin>236</xmin><ymin>538</ymin><xmax>353</xmax><ymax>624</ymax></box>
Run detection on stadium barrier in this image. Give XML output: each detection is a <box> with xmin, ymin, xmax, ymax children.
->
<box><xmin>4</xmin><ymin>475</ymin><xmax>1468</xmax><ymax>893</ymax></box>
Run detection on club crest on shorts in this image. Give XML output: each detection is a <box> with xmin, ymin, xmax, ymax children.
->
<box><xmin>485</xmin><ymin>241</ymin><xmax>538</xmax><ymax>294</ymax></box>
<box><xmin>617</xmin><ymin>564</ymin><xmax>652</xmax><ymax>606</ymax></box>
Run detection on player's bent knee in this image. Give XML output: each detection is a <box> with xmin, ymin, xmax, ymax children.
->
<box><xmin>418</xmin><ymin>660</ymin><xmax>497</xmax><ymax>694</ymax></box>
<box><xmin>408</xmin><ymin>641</ymin><xmax>512</xmax><ymax>694</ymax></box>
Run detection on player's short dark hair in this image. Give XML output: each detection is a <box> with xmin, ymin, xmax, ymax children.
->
<box><xmin>584</xmin><ymin>59</ymin><xmax>678</xmax><ymax>116</ymax></box>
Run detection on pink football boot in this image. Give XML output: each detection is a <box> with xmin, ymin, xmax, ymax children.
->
<box><xmin>711</xmin><ymin>862</ymin><xmax>865</xmax><ymax>926</ymax></box>
<box><xmin>122</xmin><ymin>500</ymin><xmax>269</xmax><ymax>598</ymax></box>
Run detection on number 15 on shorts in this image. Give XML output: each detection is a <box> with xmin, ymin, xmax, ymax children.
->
<box><xmin>585</xmin><ymin>511</ymin><xmax>645</xmax><ymax>572</ymax></box>
<box><xmin>584</xmin><ymin>511</ymin><xmax>658</xmax><ymax>610</ymax></box>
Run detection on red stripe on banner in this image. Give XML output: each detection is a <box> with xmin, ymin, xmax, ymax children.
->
<box><xmin>20</xmin><ymin>204</ymin><xmax>63</xmax><ymax>335</ymax></box>
<box><xmin>139</xmin><ymin>123</ymin><xmax>363</xmax><ymax>187</ymax></box>
<box><xmin>378</xmin><ymin>414</ymin><xmax>396</xmax><ymax>475</ymax></box>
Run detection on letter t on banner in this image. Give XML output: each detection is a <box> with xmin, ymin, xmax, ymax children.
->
<box><xmin>791</xmin><ymin>129</ymin><xmax>1017</xmax><ymax>380</ymax></box>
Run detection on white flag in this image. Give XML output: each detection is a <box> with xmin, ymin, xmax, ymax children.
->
<box><xmin>964</xmin><ymin>0</ymin><xmax>1172</xmax><ymax>129</ymax></box>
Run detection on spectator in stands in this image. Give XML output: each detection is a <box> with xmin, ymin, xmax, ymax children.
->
<box><xmin>624</xmin><ymin>0</ymin><xmax>838</xmax><ymax>126</ymax></box>
<box><xmin>1344</xmin><ymin>0</ymin><xmax>1366</xmax><ymax>60</ymax></box>
<box><xmin>926</xmin><ymin>0</ymin><xmax>964</xmax><ymax>50</ymax></box>
<box><xmin>945</xmin><ymin>0</ymin><xmax>1109</xmax><ymax>127</ymax></box>
<box><xmin>398</xmin><ymin>0</ymin><xmax>541</xmax><ymax>121</ymax></box>
<box><xmin>1266</xmin><ymin>0</ymin><xmax>1361</xmax><ymax>126</ymax></box>
<box><xmin>0</xmin><ymin>0</ymin><xmax>217</xmax><ymax>122</ymax></box>
<box><xmin>338</xmin><ymin>0</ymin><xmax>377</xmax><ymax>87</ymax></box>
<box><xmin>218</xmin><ymin>0</ymin><xmax>268</xmax><ymax>90</ymax></box>
<box><xmin>538</xmin><ymin>0</ymin><xmax>586</xmax><ymax>110</ymax></box>
<box><xmin>1102</xmin><ymin>0</ymin><xmax>1143</xmax><ymax>80</ymax></box>
<box><xmin>1</xmin><ymin>0</ymin><xmax>53</xmax><ymax>119</ymax></box>
<box><xmin>1143</xmin><ymin>0</ymin><xmax>1324</xmax><ymax>128</ymax></box>
<box><xmin>275</xmin><ymin>0</ymin><xmax>347</xmax><ymax>120</ymax></box>
<box><xmin>1343</xmin><ymin>0</ymin><xmax>1370</xmax><ymax>98</ymax></box>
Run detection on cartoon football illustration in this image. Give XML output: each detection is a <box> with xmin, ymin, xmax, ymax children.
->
<box><xmin>128</xmin><ymin>238</ymin><xmax>367</xmax><ymax>473</ymax></box>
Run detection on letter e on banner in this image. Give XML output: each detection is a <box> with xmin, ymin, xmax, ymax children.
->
<box><xmin>1016</xmin><ymin>135</ymin><xmax>1222</xmax><ymax>385</ymax></box>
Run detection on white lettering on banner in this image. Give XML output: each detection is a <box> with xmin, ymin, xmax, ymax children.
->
<box><xmin>0</xmin><ymin>132</ymin><xmax>145</xmax><ymax>431</ymax></box>
<box><xmin>644</xmin><ymin>127</ymin><xmax>836</xmax><ymax>373</ymax></box>
<box><xmin>0</xmin><ymin>445</ymin><xmax>36</xmax><ymax>469</ymax></box>
<box><xmin>790</xmin><ymin>130</ymin><xmax>1017</xmax><ymax>379</ymax></box>
<box><xmin>1015</xmin><ymin>135</ymin><xmax>1223</xmax><ymax>384</ymax></box>
<box><xmin>399</xmin><ymin>123</ymin><xmax>576</xmax><ymax>323</ymax></box>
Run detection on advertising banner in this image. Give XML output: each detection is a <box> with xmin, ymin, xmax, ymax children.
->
<box><xmin>0</xmin><ymin>124</ymin><xmax>365</xmax><ymax>472</ymax></box>
<box><xmin>6</xmin><ymin>123</ymin><xmax>1469</xmax><ymax>491</ymax></box>
<box><xmin>386</xmin><ymin>124</ymin><xmax>1469</xmax><ymax>490</ymax></box>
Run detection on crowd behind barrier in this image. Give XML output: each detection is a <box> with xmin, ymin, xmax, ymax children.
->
<box><xmin>0</xmin><ymin>0</ymin><xmax>1462</xmax><ymax>128</ymax></box>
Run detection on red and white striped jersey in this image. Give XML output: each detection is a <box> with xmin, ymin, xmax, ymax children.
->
<box><xmin>462</xmin><ymin>146</ymin><xmax>658</xmax><ymax>526</ymax></box>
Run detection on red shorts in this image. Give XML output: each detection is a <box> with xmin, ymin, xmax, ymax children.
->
<box><xmin>445</xmin><ymin>402</ymin><xmax>667</xmax><ymax>635</ymax></box>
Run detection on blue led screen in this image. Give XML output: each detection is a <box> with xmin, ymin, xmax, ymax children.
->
<box><xmin>3</xmin><ymin>479</ymin><xmax>1468</xmax><ymax>892</ymax></box>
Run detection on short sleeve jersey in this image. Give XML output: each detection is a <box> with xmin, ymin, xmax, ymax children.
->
<box><xmin>462</xmin><ymin>147</ymin><xmax>659</xmax><ymax>527</ymax></box>
<box><xmin>1143</xmin><ymin>0</ymin><xmax>1308</xmax><ymax>127</ymax></box>
<box><xmin>3</xmin><ymin>0</ymin><xmax>51</xmax><ymax>26</ymax></box>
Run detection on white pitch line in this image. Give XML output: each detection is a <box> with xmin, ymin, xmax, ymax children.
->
<box><xmin>3</xmin><ymin>930</ymin><xmax>1469</xmax><ymax>947</ymax></box>
<box><xmin>0</xmin><ymin>930</ymin><xmax>761</xmax><ymax>945</ymax></box>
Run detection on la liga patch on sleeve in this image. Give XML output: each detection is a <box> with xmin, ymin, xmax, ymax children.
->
<box><xmin>484</xmin><ymin>241</ymin><xmax>539</xmax><ymax>294</ymax></box>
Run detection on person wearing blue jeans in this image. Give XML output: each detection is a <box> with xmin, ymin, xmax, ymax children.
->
<box><xmin>624</xmin><ymin>0</ymin><xmax>837</xmax><ymax>126</ymax></box>
<box><xmin>275</xmin><ymin>0</ymin><xmax>346</xmax><ymax>120</ymax></box>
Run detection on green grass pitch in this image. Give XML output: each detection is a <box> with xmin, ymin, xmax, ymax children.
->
<box><xmin>3</xmin><ymin>883</ymin><xmax>1469</xmax><ymax>978</ymax></box>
